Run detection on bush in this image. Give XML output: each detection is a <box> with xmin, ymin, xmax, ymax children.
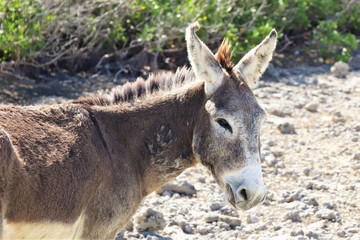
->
<box><xmin>0</xmin><ymin>0</ymin><xmax>53</xmax><ymax>60</ymax></box>
<box><xmin>0</xmin><ymin>0</ymin><xmax>359</xmax><ymax>69</ymax></box>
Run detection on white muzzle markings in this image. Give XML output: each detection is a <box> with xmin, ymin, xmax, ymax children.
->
<box><xmin>221</xmin><ymin>164</ymin><xmax>266</xmax><ymax>210</ymax></box>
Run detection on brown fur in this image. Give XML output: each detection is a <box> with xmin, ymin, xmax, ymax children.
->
<box><xmin>0</xmin><ymin>77</ymin><xmax>206</xmax><ymax>239</ymax></box>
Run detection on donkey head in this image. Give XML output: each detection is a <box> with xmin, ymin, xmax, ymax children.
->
<box><xmin>187</xmin><ymin>22</ymin><xmax>277</xmax><ymax>210</ymax></box>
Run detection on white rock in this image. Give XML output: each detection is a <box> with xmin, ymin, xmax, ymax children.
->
<box><xmin>246</xmin><ymin>213</ymin><xmax>260</xmax><ymax>224</ymax></box>
<box><xmin>196</xmin><ymin>224</ymin><xmax>213</xmax><ymax>235</ymax></box>
<box><xmin>330</xmin><ymin>61</ymin><xmax>349</xmax><ymax>78</ymax></box>
<box><xmin>134</xmin><ymin>208</ymin><xmax>166</xmax><ymax>232</ymax></box>
<box><xmin>315</xmin><ymin>209</ymin><xmax>338</xmax><ymax>221</ymax></box>
<box><xmin>218</xmin><ymin>215</ymin><xmax>242</xmax><ymax>228</ymax></box>
<box><xmin>284</xmin><ymin>210</ymin><xmax>302</xmax><ymax>222</ymax></box>
<box><xmin>158</xmin><ymin>181</ymin><xmax>197</xmax><ymax>196</ymax></box>
<box><xmin>305</xmin><ymin>102</ymin><xmax>319</xmax><ymax>112</ymax></box>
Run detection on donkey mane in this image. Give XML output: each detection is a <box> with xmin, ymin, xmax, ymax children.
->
<box><xmin>215</xmin><ymin>38</ymin><xmax>234</xmax><ymax>72</ymax></box>
<box><xmin>73</xmin><ymin>67</ymin><xmax>196</xmax><ymax>106</ymax></box>
<box><xmin>74</xmin><ymin>41</ymin><xmax>233</xmax><ymax>106</ymax></box>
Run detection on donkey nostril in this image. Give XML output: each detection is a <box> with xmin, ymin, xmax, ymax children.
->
<box><xmin>238</xmin><ymin>188</ymin><xmax>248</xmax><ymax>201</ymax></box>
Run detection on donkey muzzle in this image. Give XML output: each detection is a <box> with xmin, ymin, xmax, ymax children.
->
<box><xmin>222</xmin><ymin>165</ymin><xmax>266</xmax><ymax>210</ymax></box>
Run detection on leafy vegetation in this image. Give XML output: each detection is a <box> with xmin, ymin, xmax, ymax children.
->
<box><xmin>0</xmin><ymin>0</ymin><xmax>359</xmax><ymax>69</ymax></box>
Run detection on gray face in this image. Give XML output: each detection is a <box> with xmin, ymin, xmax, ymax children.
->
<box><xmin>193</xmin><ymin>75</ymin><xmax>267</xmax><ymax>210</ymax></box>
<box><xmin>186</xmin><ymin>22</ymin><xmax>277</xmax><ymax>210</ymax></box>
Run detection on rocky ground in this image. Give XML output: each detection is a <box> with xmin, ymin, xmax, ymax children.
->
<box><xmin>0</xmin><ymin>62</ymin><xmax>359</xmax><ymax>240</ymax></box>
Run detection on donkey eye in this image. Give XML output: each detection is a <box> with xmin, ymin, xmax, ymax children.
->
<box><xmin>216</xmin><ymin>118</ymin><xmax>233</xmax><ymax>133</ymax></box>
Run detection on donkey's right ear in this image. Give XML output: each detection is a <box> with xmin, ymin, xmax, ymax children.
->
<box><xmin>234</xmin><ymin>29</ymin><xmax>277</xmax><ymax>88</ymax></box>
<box><xmin>186</xmin><ymin>22</ymin><xmax>224</xmax><ymax>96</ymax></box>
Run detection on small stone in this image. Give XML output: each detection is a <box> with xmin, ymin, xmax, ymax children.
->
<box><xmin>268</xmin><ymin>107</ymin><xmax>292</xmax><ymax>117</ymax></box>
<box><xmin>346</xmin><ymin>227</ymin><xmax>359</xmax><ymax>233</ymax></box>
<box><xmin>124</xmin><ymin>232</ymin><xmax>141</xmax><ymax>238</ymax></box>
<box><xmin>355</xmin><ymin>125</ymin><xmax>360</xmax><ymax>132</ymax></box>
<box><xmin>264</xmin><ymin>153</ymin><xmax>278</xmax><ymax>167</ymax></box>
<box><xmin>303</xmin><ymin>168</ymin><xmax>311</xmax><ymax>176</ymax></box>
<box><xmin>272</xmin><ymin>149</ymin><xmax>284</xmax><ymax>158</ymax></box>
<box><xmin>337</xmin><ymin>229</ymin><xmax>347</xmax><ymax>237</ymax></box>
<box><xmin>332</xmin><ymin>111</ymin><xmax>346</xmax><ymax>123</ymax></box>
<box><xmin>246</xmin><ymin>213</ymin><xmax>259</xmax><ymax>224</ymax></box>
<box><xmin>196</xmin><ymin>225</ymin><xmax>213</xmax><ymax>235</ymax></box>
<box><xmin>158</xmin><ymin>181</ymin><xmax>197</xmax><ymax>196</ymax></box>
<box><xmin>291</xmin><ymin>228</ymin><xmax>304</xmax><ymax>236</ymax></box>
<box><xmin>255</xmin><ymin>224</ymin><xmax>267</xmax><ymax>231</ymax></box>
<box><xmin>267</xmin><ymin>140</ymin><xmax>277</xmax><ymax>147</ymax></box>
<box><xmin>284</xmin><ymin>210</ymin><xmax>302</xmax><ymax>222</ymax></box>
<box><xmin>205</xmin><ymin>215</ymin><xmax>219</xmax><ymax>223</ymax></box>
<box><xmin>161</xmin><ymin>190</ymin><xmax>172</xmax><ymax>197</ymax></box>
<box><xmin>179</xmin><ymin>221</ymin><xmax>194</xmax><ymax>234</ymax></box>
<box><xmin>305</xmin><ymin>231</ymin><xmax>319</xmax><ymax>239</ymax></box>
<box><xmin>315</xmin><ymin>209</ymin><xmax>338</xmax><ymax>221</ymax></box>
<box><xmin>284</xmin><ymin>190</ymin><xmax>304</xmax><ymax>202</ymax></box>
<box><xmin>266</xmin><ymin>191</ymin><xmax>275</xmax><ymax>201</ymax></box>
<box><xmin>351</xmin><ymin>162</ymin><xmax>360</xmax><ymax>170</ymax></box>
<box><xmin>219</xmin><ymin>207</ymin><xmax>239</xmax><ymax>217</ymax></box>
<box><xmin>305</xmin><ymin>102</ymin><xmax>319</xmax><ymax>112</ymax></box>
<box><xmin>302</xmin><ymin>197</ymin><xmax>319</xmax><ymax>207</ymax></box>
<box><xmin>146</xmin><ymin>236</ymin><xmax>160</xmax><ymax>240</ymax></box>
<box><xmin>323</xmin><ymin>202</ymin><xmax>337</xmax><ymax>210</ymax></box>
<box><xmin>197</xmin><ymin>177</ymin><xmax>206</xmax><ymax>183</ymax></box>
<box><xmin>210</xmin><ymin>202</ymin><xmax>223</xmax><ymax>211</ymax></box>
<box><xmin>305</xmin><ymin>181</ymin><xmax>328</xmax><ymax>190</ymax></box>
<box><xmin>330</xmin><ymin>61</ymin><xmax>349</xmax><ymax>78</ymax></box>
<box><xmin>354</xmin><ymin>152</ymin><xmax>360</xmax><ymax>160</ymax></box>
<box><xmin>296</xmin><ymin>236</ymin><xmax>310</xmax><ymax>240</ymax></box>
<box><xmin>134</xmin><ymin>208</ymin><xmax>166</xmax><ymax>232</ymax></box>
<box><xmin>218</xmin><ymin>221</ymin><xmax>231</xmax><ymax>230</ymax></box>
<box><xmin>218</xmin><ymin>215</ymin><xmax>242</xmax><ymax>228</ymax></box>
<box><xmin>274</xmin><ymin>226</ymin><xmax>281</xmax><ymax>231</ymax></box>
<box><xmin>125</xmin><ymin>220</ymin><xmax>134</xmax><ymax>231</ymax></box>
<box><xmin>278</xmin><ymin>122</ymin><xmax>296</xmax><ymax>134</ymax></box>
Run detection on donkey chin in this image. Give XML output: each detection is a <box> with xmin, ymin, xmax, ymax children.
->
<box><xmin>221</xmin><ymin>164</ymin><xmax>267</xmax><ymax>211</ymax></box>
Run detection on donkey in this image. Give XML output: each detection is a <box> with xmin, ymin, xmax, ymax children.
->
<box><xmin>0</xmin><ymin>22</ymin><xmax>277</xmax><ymax>239</ymax></box>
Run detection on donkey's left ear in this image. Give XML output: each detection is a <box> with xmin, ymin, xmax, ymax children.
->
<box><xmin>234</xmin><ymin>29</ymin><xmax>277</xmax><ymax>88</ymax></box>
<box><xmin>186</xmin><ymin>22</ymin><xmax>224</xmax><ymax>96</ymax></box>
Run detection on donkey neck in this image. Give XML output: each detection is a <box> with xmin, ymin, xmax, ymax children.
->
<box><xmin>87</xmin><ymin>81</ymin><xmax>206</xmax><ymax>196</ymax></box>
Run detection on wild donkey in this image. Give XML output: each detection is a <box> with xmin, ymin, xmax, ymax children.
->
<box><xmin>0</xmin><ymin>22</ymin><xmax>276</xmax><ymax>239</ymax></box>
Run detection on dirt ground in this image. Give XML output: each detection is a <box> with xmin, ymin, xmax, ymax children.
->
<box><xmin>0</xmin><ymin>63</ymin><xmax>359</xmax><ymax>240</ymax></box>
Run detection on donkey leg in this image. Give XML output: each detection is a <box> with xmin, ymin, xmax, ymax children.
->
<box><xmin>0</xmin><ymin>202</ymin><xmax>3</xmax><ymax>240</ymax></box>
<box><xmin>0</xmin><ymin>129</ymin><xmax>17</xmax><ymax>240</ymax></box>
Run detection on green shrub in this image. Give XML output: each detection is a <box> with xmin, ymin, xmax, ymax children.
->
<box><xmin>313</xmin><ymin>20</ymin><xmax>357</xmax><ymax>62</ymax></box>
<box><xmin>0</xmin><ymin>0</ymin><xmax>55</xmax><ymax>60</ymax></box>
<box><xmin>0</xmin><ymin>0</ymin><xmax>359</xmax><ymax>65</ymax></box>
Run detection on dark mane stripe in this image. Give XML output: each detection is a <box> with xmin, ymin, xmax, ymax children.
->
<box><xmin>73</xmin><ymin>67</ymin><xmax>195</xmax><ymax>106</ymax></box>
